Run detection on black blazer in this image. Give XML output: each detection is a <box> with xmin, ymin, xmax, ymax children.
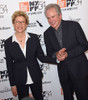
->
<box><xmin>5</xmin><ymin>33</ymin><xmax>56</xmax><ymax>86</ymax></box>
<box><xmin>44</xmin><ymin>20</ymin><xmax>88</xmax><ymax>78</ymax></box>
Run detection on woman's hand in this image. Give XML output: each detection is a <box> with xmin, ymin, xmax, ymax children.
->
<box><xmin>11</xmin><ymin>86</ymin><xmax>18</xmax><ymax>96</ymax></box>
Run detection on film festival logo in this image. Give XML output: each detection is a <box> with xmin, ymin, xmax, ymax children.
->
<box><xmin>1</xmin><ymin>97</ymin><xmax>18</xmax><ymax>100</ymax></box>
<box><xmin>38</xmin><ymin>34</ymin><xmax>44</xmax><ymax>45</ymax></box>
<box><xmin>68</xmin><ymin>16</ymin><xmax>81</xmax><ymax>22</ymax></box>
<box><xmin>0</xmin><ymin>4</ymin><xmax>8</xmax><ymax>18</ymax></box>
<box><xmin>43</xmin><ymin>91</ymin><xmax>52</xmax><ymax>100</ymax></box>
<box><xmin>19</xmin><ymin>1</ymin><xmax>45</xmax><ymax>15</ymax></box>
<box><xmin>57</xmin><ymin>0</ymin><xmax>82</xmax><ymax>11</ymax></box>
<box><xmin>0</xmin><ymin>39</ymin><xmax>5</xmax><ymax>52</ymax></box>
<box><xmin>0</xmin><ymin>70</ymin><xmax>9</xmax><ymax>82</ymax></box>
<box><xmin>28</xmin><ymin>20</ymin><xmax>43</xmax><ymax>28</ymax></box>
<box><xmin>0</xmin><ymin>87</ymin><xmax>11</xmax><ymax>94</ymax></box>
<box><xmin>40</xmin><ymin>63</ymin><xmax>50</xmax><ymax>75</ymax></box>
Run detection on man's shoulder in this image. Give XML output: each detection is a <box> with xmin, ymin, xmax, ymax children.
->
<box><xmin>62</xmin><ymin>20</ymin><xmax>78</xmax><ymax>25</ymax></box>
<box><xmin>44</xmin><ymin>26</ymin><xmax>53</xmax><ymax>34</ymax></box>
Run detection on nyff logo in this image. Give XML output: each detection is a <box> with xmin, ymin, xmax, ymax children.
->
<box><xmin>40</xmin><ymin>63</ymin><xmax>50</xmax><ymax>71</ymax></box>
<box><xmin>0</xmin><ymin>39</ymin><xmax>5</xmax><ymax>51</ymax></box>
<box><xmin>0</xmin><ymin>5</ymin><xmax>8</xmax><ymax>14</ymax></box>
<box><xmin>38</xmin><ymin>34</ymin><xmax>44</xmax><ymax>45</ymax></box>
<box><xmin>40</xmin><ymin>63</ymin><xmax>50</xmax><ymax>75</ymax></box>
<box><xmin>57</xmin><ymin>0</ymin><xmax>82</xmax><ymax>8</ymax></box>
<box><xmin>19</xmin><ymin>1</ymin><xmax>45</xmax><ymax>12</ymax></box>
<box><xmin>19</xmin><ymin>2</ymin><xmax>29</xmax><ymax>12</ymax></box>
<box><xmin>1</xmin><ymin>98</ymin><xmax>13</xmax><ymax>100</ymax></box>
<box><xmin>0</xmin><ymin>70</ymin><xmax>8</xmax><ymax>80</ymax></box>
<box><xmin>1</xmin><ymin>96</ymin><xmax>18</xmax><ymax>100</ymax></box>
<box><xmin>1</xmin><ymin>97</ymin><xmax>18</xmax><ymax>100</ymax></box>
<box><xmin>43</xmin><ymin>91</ymin><xmax>52</xmax><ymax>99</ymax></box>
<box><xmin>57</xmin><ymin>0</ymin><xmax>66</xmax><ymax>8</ymax></box>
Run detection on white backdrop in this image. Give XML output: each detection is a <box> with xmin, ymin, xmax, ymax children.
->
<box><xmin>0</xmin><ymin>0</ymin><xmax>88</xmax><ymax>100</ymax></box>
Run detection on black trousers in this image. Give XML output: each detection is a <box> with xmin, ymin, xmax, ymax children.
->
<box><xmin>16</xmin><ymin>80</ymin><xmax>43</xmax><ymax>100</ymax></box>
<box><xmin>57</xmin><ymin>64</ymin><xmax>88</xmax><ymax>100</ymax></box>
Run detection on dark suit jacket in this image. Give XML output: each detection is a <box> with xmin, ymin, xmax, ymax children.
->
<box><xmin>5</xmin><ymin>33</ymin><xmax>56</xmax><ymax>86</ymax></box>
<box><xmin>44</xmin><ymin>20</ymin><xmax>88</xmax><ymax>79</ymax></box>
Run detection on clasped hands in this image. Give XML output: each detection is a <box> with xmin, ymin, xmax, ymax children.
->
<box><xmin>56</xmin><ymin>48</ymin><xmax>68</xmax><ymax>61</ymax></box>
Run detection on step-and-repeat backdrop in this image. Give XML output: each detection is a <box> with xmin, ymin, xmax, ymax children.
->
<box><xmin>0</xmin><ymin>0</ymin><xmax>88</xmax><ymax>100</ymax></box>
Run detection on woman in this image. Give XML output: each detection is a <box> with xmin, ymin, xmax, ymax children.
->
<box><xmin>4</xmin><ymin>11</ymin><xmax>57</xmax><ymax>100</ymax></box>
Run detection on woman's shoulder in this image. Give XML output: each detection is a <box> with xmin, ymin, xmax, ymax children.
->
<box><xmin>5</xmin><ymin>36</ymin><xmax>12</xmax><ymax>43</ymax></box>
<box><xmin>27</xmin><ymin>32</ymin><xmax>39</xmax><ymax>39</ymax></box>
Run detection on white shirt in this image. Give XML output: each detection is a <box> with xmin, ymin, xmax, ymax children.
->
<box><xmin>12</xmin><ymin>33</ymin><xmax>33</xmax><ymax>85</ymax></box>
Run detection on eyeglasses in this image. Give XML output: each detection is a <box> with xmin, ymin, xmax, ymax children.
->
<box><xmin>14</xmin><ymin>21</ymin><xmax>26</xmax><ymax>25</ymax></box>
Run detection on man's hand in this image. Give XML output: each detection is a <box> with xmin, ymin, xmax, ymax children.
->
<box><xmin>56</xmin><ymin>48</ymin><xmax>68</xmax><ymax>61</ymax></box>
<box><xmin>11</xmin><ymin>86</ymin><xmax>17</xmax><ymax>97</ymax></box>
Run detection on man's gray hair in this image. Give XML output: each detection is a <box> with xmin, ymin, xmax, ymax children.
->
<box><xmin>44</xmin><ymin>3</ymin><xmax>61</xmax><ymax>16</ymax></box>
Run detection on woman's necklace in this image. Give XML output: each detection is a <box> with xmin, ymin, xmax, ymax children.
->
<box><xmin>19</xmin><ymin>38</ymin><xmax>25</xmax><ymax>44</ymax></box>
<box><xmin>15</xmin><ymin>33</ymin><xmax>26</xmax><ymax>43</ymax></box>
<box><xmin>19</xmin><ymin>40</ymin><xmax>23</xmax><ymax>43</ymax></box>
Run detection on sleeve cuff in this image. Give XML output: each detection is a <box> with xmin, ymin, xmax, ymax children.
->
<box><xmin>56</xmin><ymin>59</ymin><xmax>60</xmax><ymax>63</ymax></box>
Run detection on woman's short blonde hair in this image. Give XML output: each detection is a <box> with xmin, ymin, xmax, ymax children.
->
<box><xmin>12</xmin><ymin>10</ymin><xmax>29</xmax><ymax>25</ymax></box>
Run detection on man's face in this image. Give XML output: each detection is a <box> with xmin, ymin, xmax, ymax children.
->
<box><xmin>46</xmin><ymin>8</ymin><xmax>62</xmax><ymax>30</ymax></box>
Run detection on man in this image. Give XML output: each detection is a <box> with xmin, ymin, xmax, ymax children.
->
<box><xmin>44</xmin><ymin>3</ymin><xmax>88</xmax><ymax>100</ymax></box>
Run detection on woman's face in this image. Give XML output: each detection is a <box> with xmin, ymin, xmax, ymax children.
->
<box><xmin>13</xmin><ymin>16</ymin><xmax>27</xmax><ymax>33</ymax></box>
